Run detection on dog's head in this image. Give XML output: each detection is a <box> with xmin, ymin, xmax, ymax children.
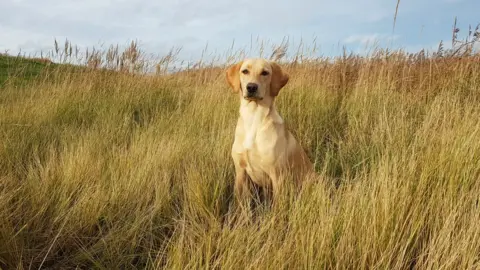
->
<box><xmin>226</xmin><ymin>58</ymin><xmax>289</xmax><ymax>101</ymax></box>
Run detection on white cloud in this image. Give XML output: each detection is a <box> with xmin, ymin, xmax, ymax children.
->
<box><xmin>1</xmin><ymin>0</ymin><xmax>475</xmax><ymax>61</ymax></box>
<box><xmin>344</xmin><ymin>34</ymin><xmax>400</xmax><ymax>46</ymax></box>
<box><xmin>344</xmin><ymin>34</ymin><xmax>378</xmax><ymax>45</ymax></box>
<box><xmin>403</xmin><ymin>43</ymin><xmax>443</xmax><ymax>54</ymax></box>
<box><xmin>0</xmin><ymin>0</ymin><xmax>393</xmax><ymax>54</ymax></box>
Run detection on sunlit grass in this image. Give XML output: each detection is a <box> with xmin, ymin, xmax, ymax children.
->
<box><xmin>1</xmin><ymin>39</ymin><xmax>480</xmax><ymax>269</ymax></box>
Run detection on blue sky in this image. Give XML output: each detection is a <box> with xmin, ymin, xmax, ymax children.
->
<box><xmin>1</xmin><ymin>0</ymin><xmax>479</xmax><ymax>61</ymax></box>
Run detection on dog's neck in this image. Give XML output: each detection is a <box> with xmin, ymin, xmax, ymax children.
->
<box><xmin>239</xmin><ymin>96</ymin><xmax>283</xmax><ymax>150</ymax></box>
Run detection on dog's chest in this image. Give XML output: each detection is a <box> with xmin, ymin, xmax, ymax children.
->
<box><xmin>242</xmin><ymin>148</ymin><xmax>273</xmax><ymax>186</ymax></box>
<box><xmin>238</xmin><ymin>127</ymin><xmax>278</xmax><ymax>182</ymax></box>
<box><xmin>239</xmin><ymin>105</ymin><xmax>268</xmax><ymax>150</ymax></box>
<box><xmin>239</xmin><ymin>104</ymin><xmax>283</xmax><ymax>150</ymax></box>
<box><xmin>234</xmin><ymin>105</ymin><xmax>285</xmax><ymax>185</ymax></box>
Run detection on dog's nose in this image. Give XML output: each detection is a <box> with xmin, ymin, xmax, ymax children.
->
<box><xmin>246</xmin><ymin>83</ymin><xmax>258</xmax><ymax>93</ymax></box>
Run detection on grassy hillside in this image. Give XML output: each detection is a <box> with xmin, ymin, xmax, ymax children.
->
<box><xmin>0</xmin><ymin>54</ymin><xmax>56</xmax><ymax>86</ymax></box>
<box><xmin>1</xmin><ymin>49</ymin><xmax>480</xmax><ymax>269</ymax></box>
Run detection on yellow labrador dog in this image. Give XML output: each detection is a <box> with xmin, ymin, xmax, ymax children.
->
<box><xmin>226</xmin><ymin>58</ymin><xmax>314</xmax><ymax>202</ymax></box>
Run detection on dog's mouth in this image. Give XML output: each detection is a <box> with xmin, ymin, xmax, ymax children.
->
<box><xmin>244</xmin><ymin>95</ymin><xmax>263</xmax><ymax>101</ymax></box>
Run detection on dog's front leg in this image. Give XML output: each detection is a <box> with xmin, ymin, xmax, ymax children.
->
<box><xmin>232</xmin><ymin>154</ymin><xmax>249</xmax><ymax>203</ymax></box>
<box><xmin>268</xmin><ymin>169</ymin><xmax>284</xmax><ymax>201</ymax></box>
<box><xmin>233</xmin><ymin>162</ymin><xmax>254</xmax><ymax>219</ymax></box>
<box><xmin>234</xmin><ymin>168</ymin><xmax>248</xmax><ymax>200</ymax></box>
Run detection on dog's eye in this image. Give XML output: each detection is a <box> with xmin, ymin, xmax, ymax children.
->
<box><xmin>261</xmin><ymin>70</ymin><xmax>269</xmax><ymax>76</ymax></box>
<box><xmin>242</xmin><ymin>69</ymin><xmax>249</xmax><ymax>75</ymax></box>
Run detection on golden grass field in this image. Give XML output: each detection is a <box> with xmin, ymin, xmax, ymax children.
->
<box><xmin>1</xmin><ymin>40</ymin><xmax>480</xmax><ymax>269</ymax></box>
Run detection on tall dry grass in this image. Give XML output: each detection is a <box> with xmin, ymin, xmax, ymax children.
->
<box><xmin>1</xmin><ymin>37</ymin><xmax>480</xmax><ymax>269</ymax></box>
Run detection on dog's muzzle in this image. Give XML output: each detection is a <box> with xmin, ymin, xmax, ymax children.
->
<box><xmin>244</xmin><ymin>82</ymin><xmax>262</xmax><ymax>100</ymax></box>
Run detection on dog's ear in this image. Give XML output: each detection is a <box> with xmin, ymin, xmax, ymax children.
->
<box><xmin>270</xmin><ymin>62</ymin><xmax>289</xmax><ymax>97</ymax></box>
<box><xmin>226</xmin><ymin>61</ymin><xmax>243</xmax><ymax>93</ymax></box>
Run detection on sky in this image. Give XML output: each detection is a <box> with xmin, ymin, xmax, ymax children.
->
<box><xmin>1</xmin><ymin>0</ymin><xmax>479</xmax><ymax>62</ymax></box>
